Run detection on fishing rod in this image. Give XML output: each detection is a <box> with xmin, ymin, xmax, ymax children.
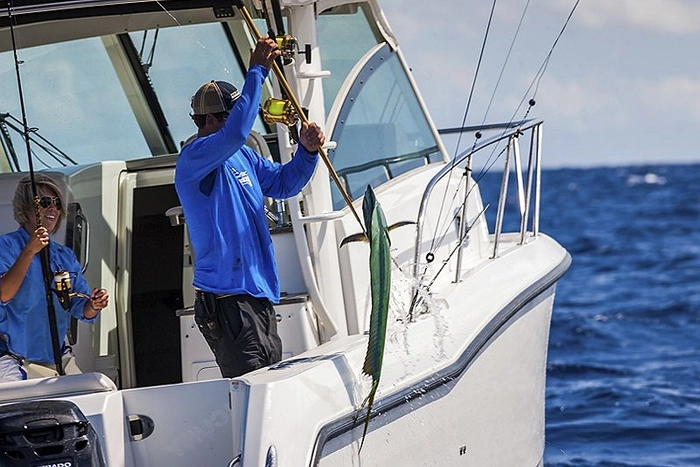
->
<box><xmin>232</xmin><ymin>0</ymin><xmax>365</xmax><ymax>232</ymax></box>
<box><xmin>7</xmin><ymin>0</ymin><xmax>65</xmax><ymax>375</ymax></box>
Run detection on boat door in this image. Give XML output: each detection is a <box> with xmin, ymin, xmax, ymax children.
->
<box><xmin>115</xmin><ymin>158</ymin><xmax>185</xmax><ymax>389</ymax></box>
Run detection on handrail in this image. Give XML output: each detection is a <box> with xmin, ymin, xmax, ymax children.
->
<box><xmin>412</xmin><ymin>119</ymin><xmax>544</xmax><ymax>281</ymax></box>
<box><xmin>335</xmin><ymin>146</ymin><xmax>439</xmax><ymax>192</ymax></box>
<box><xmin>76</xmin><ymin>209</ymin><xmax>90</xmax><ymax>274</ymax></box>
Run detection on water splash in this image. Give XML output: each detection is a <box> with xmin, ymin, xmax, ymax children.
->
<box><xmin>387</xmin><ymin>261</ymin><xmax>452</xmax><ymax>364</ymax></box>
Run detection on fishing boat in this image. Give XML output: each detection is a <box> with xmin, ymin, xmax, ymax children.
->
<box><xmin>0</xmin><ymin>0</ymin><xmax>571</xmax><ymax>465</ymax></box>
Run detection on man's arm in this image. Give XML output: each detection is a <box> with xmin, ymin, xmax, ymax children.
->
<box><xmin>177</xmin><ymin>37</ymin><xmax>281</xmax><ymax>181</ymax></box>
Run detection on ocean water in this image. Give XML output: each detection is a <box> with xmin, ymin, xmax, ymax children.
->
<box><xmin>535</xmin><ymin>164</ymin><xmax>700</xmax><ymax>466</ymax></box>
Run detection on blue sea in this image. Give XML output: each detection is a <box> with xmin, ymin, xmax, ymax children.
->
<box><xmin>534</xmin><ymin>164</ymin><xmax>700</xmax><ymax>466</ymax></box>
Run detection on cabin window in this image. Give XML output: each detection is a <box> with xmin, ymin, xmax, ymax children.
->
<box><xmin>0</xmin><ymin>38</ymin><xmax>151</xmax><ymax>171</ymax></box>
<box><xmin>327</xmin><ymin>46</ymin><xmax>441</xmax><ymax>209</ymax></box>
<box><xmin>318</xmin><ymin>3</ymin><xmax>382</xmax><ymax>115</ymax></box>
<box><xmin>0</xmin><ymin>21</ymin><xmax>272</xmax><ymax>172</ymax></box>
<box><xmin>128</xmin><ymin>23</ymin><xmax>267</xmax><ymax>150</ymax></box>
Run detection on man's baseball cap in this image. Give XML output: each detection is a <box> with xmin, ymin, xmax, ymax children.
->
<box><xmin>191</xmin><ymin>80</ymin><xmax>241</xmax><ymax>115</ymax></box>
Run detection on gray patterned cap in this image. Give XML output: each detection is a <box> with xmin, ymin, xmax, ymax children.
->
<box><xmin>191</xmin><ymin>80</ymin><xmax>240</xmax><ymax>115</ymax></box>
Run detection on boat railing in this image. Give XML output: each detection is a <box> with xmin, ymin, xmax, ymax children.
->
<box><xmin>413</xmin><ymin>118</ymin><xmax>544</xmax><ymax>282</ymax></box>
<box><xmin>335</xmin><ymin>147</ymin><xmax>440</xmax><ymax>197</ymax></box>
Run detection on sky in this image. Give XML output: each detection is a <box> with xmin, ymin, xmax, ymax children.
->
<box><xmin>381</xmin><ymin>0</ymin><xmax>700</xmax><ymax>168</ymax></box>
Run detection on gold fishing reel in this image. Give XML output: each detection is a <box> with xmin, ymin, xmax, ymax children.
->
<box><xmin>53</xmin><ymin>270</ymin><xmax>91</xmax><ymax>310</ymax></box>
<box><xmin>262</xmin><ymin>97</ymin><xmax>298</xmax><ymax>127</ymax></box>
<box><xmin>274</xmin><ymin>34</ymin><xmax>311</xmax><ymax>65</ymax></box>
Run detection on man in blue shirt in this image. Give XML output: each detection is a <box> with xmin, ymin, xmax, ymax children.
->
<box><xmin>0</xmin><ymin>174</ymin><xmax>109</xmax><ymax>381</ymax></box>
<box><xmin>175</xmin><ymin>36</ymin><xmax>324</xmax><ymax>377</ymax></box>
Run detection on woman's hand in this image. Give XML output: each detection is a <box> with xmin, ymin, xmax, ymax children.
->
<box><xmin>84</xmin><ymin>288</ymin><xmax>109</xmax><ymax>318</ymax></box>
<box><xmin>26</xmin><ymin>226</ymin><xmax>50</xmax><ymax>255</ymax></box>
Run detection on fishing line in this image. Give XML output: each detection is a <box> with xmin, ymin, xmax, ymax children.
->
<box><xmin>431</xmin><ymin>0</ymin><xmax>581</xmax><ymax>194</ymax></box>
<box><xmin>480</xmin><ymin>0</ymin><xmax>531</xmax><ymax>126</ymax></box>
<box><xmin>453</xmin><ymin>0</ymin><xmax>497</xmax><ymax>158</ymax></box>
<box><xmin>505</xmin><ymin>0</ymin><xmax>581</xmax><ymax>122</ymax></box>
<box><xmin>532</xmin><ymin>0</ymin><xmax>581</xmax><ymax>100</ymax></box>
<box><xmin>421</xmin><ymin>0</ymin><xmax>583</xmax><ymax>294</ymax></box>
<box><xmin>427</xmin><ymin>0</ymin><xmax>498</xmax><ymax>255</ymax></box>
<box><xmin>426</xmin><ymin>204</ymin><xmax>489</xmax><ymax>289</ymax></box>
<box><xmin>150</xmin><ymin>0</ymin><xmax>243</xmax><ymax>79</ymax></box>
<box><xmin>471</xmin><ymin>0</ymin><xmax>582</xmax><ymax>187</ymax></box>
<box><xmin>408</xmin><ymin>203</ymin><xmax>490</xmax><ymax>319</ymax></box>
<box><xmin>1</xmin><ymin>113</ymin><xmax>77</xmax><ymax>166</ymax></box>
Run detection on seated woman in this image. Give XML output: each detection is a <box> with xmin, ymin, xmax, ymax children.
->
<box><xmin>0</xmin><ymin>174</ymin><xmax>109</xmax><ymax>381</ymax></box>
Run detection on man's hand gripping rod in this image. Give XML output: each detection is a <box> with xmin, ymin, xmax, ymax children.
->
<box><xmin>233</xmin><ymin>0</ymin><xmax>365</xmax><ymax>232</ymax></box>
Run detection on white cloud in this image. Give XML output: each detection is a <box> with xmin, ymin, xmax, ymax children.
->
<box><xmin>546</xmin><ymin>0</ymin><xmax>700</xmax><ymax>35</ymax></box>
<box><xmin>636</xmin><ymin>75</ymin><xmax>700</xmax><ymax>121</ymax></box>
<box><xmin>529</xmin><ymin>72</ymin><xmax>700</xmax><ymax>135</ymax></box>
<box><xmin>520</xmin><ymin>74</ymin><xmax>620</xmax><ymax>131</ymax></box>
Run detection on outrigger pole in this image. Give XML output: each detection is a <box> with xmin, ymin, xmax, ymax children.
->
<box><xmin>7</xmin><ymin>0</ymin><xmax>65</xmax><ymax>375</ymax></box>
<box><xmin>232</xmin><ymin>0</ymin><xmax>365</xmax><ymax>232</ymax></box>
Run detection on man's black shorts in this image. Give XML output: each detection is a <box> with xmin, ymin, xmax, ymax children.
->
<box><xmin>194</xmin><ymin>292</ymin><xmax>282</xmax><ymax>378</ymax></box>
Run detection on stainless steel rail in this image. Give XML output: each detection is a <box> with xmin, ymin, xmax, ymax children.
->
<box><xmin>412</xmin><ymin>119</ymin><xmax>544</xmax><ymax>283</ymax></box>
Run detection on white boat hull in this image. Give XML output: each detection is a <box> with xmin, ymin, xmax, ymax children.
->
<box><xmin>0</xmin><ymin>236</ymin><xmax>568</xmax><ymax>467</ymax></box>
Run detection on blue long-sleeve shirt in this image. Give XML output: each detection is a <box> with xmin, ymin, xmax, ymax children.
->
<box><xmin>0</xmin><ymin>227</ymin><xmax>95</xmax><ymax>362</ymax></box>
<box><xmin>175</xmin><ymin>65</ymin><xmax>318</xmax><ymax>302</ymax></box>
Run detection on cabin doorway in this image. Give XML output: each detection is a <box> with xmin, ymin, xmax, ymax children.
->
<box><xmin>129</xmin><ymin>183</ymin><xmax>183</xmax><ymax>387</ymax></box>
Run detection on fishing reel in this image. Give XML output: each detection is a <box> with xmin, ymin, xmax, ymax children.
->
<box><xmin>274</xmin><ymin>34</ymin><xmax>311</xmax><ymax>65</ymax></box>
<box><xmin>53</xmin><ymin>270</ymin><xmax>90</xmax><ymax>311</ymax></box>
<box><xmin>262</xmin><ymin>97</ymin><xmax>299</xmax><ymax>127</ymax></box>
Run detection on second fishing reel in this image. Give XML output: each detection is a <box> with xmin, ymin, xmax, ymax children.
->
<box><xmin>262</xmin><ymin>97</ymin><xmax>298</xmax><ymax>127</ymax></box>
<box><xmin>53</xmin><ymin>270</ymin><xmax>90</xmax><ymax>311</ymax></box>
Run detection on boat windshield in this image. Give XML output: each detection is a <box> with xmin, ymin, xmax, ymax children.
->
<box><xmin>0</xmin><ymin>1</ymin><xmax>441</xmax><ymax>186</ymax></box>
<box><xmin>0</xmin><ymin>20</ymin><xmax>267</xmax><ymax>172</ymax></box>
<box><xmin>318</xmin><ymin>4</ymin><xmax>442</xmax><ymax>209</ymax></box>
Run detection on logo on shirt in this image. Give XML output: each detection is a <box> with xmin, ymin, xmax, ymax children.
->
<box><xmin>232</xmin><ymin>168</ymin><xmax>252</xmax><ymax>188</ymax></box>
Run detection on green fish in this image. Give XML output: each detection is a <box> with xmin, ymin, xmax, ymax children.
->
<box><xmin>345</xmin><ymin>185</ymin><xmax>392</xmax><ymax>453</ymax></box>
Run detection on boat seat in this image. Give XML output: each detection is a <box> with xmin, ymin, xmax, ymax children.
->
<box><xmin>244</xmin><ymin>130</ymin><xmax>272</xmax><ymax>158</ymax></box>
<box><xmin>0</xmin><ymin>372</ymin><xmax>117</xmax><ymax>405</ymax></box>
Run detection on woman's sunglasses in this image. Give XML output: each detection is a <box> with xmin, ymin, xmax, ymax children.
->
<box><xmin>38</xmin><ymin>196</ymin><xmax>62</xmax><ymax>209</ymax></box>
